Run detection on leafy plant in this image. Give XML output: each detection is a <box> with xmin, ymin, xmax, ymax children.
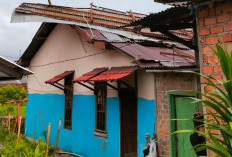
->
<box><xmin>174</xmin><ymin>43</ymin><xmax>232</xmax><ymax>156</ymax></box>
<box><xmin>0</xmin><ymin>85</ymin><xmax>26</xmax><ymax>104</ymax></box>
<box><xmin>0</xmin><ymin>128</ymin><xmax>54</xmax><ymax>157</ymax></box>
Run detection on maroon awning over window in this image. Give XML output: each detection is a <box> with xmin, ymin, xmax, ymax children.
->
<box><xmin>45</xmin><ymin>71</ymin><xmax>74</xmax><ymax>84</ymax></box>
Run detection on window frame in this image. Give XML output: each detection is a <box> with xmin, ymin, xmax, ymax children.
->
<box><xmin>94</xmin><ymin>82</ymin><xmax>107</xmax><ymax>138</ymax></box>
<box><xmin>64</xmin><ymin>73</ymin><xmax>74</xmax><ymax>130</ymax></box>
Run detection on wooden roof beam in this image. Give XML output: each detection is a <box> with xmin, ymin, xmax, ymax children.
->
<box><xmin>158</xmin><ymin>29</ymin><xmax>197</xmax><ymax>51</ymax></box>
<box><xmin>129</xmin><ymin>9</ymin><xmax>136</xmax><ymax>22</ymax></box>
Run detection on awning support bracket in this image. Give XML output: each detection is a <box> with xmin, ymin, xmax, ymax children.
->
<box><xmin>77</xmin><ymin>82</ymin><xmax>95</xmax><ymax>91</ymax></box>
<box><xmin>118</xmin><ymin>80</ymin><xmax>134</xmax><ymax>89</ymax></box>
<box><xmin>106</xmin><ymin>83</ymin><xmax>119</xmax><ymax>91</ymax></box>
<box><xmin>49</xmin><ymin>83</ymin><xmax>64</xmax><ymax>91</ymax></box>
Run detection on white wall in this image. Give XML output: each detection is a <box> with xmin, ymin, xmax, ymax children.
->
<box><xmin>137</xmin><ymin>70</ymin><xmax>155</xmax><ymax>100</ymax></box>
<box><xmin>28</xmin><ymin>24</ymin><xmax>135</xmax><ymax>97</ymax></box>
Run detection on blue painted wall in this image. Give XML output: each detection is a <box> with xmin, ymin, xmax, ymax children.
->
<box><xmin>26</xmin><ymin>94</ymin><xmax>155</xmax><ymax>157</ymax></box>
<box><xmin>138</xmin><ymin>98</ymin><xmax>156</xmax><ymax>157</ymax></box>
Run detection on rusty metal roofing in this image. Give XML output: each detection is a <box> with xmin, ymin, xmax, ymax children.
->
<box><xmin>14</xmin><ymin>3</ymin><xmax>145</xmax><ymax>28</ymax></box>
<box><xmin>12</xmin><ymin>3</ymin><xmax>177</xmax><ymax>39</ymax></box>
<box><xmin>73</xmin><ymin>68</ymin><xmax>108</xmax><ymax>82</ymax></box>
<box><xmin>45</xmin><ymin>71</ymin><xmax>74</xmax><ymax>83</ymax></box>
<box><xmin>90</xmin><ymin>66</ymin><xmax>138</xmax><ymax>82</ymax></box>
<box><xmin>110</xmin><ymin>42</ymin><xmax>195</xmax><ymax>63</ymax></box>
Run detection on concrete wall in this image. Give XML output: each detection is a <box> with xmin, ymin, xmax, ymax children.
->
<box><xmin>26</xmin><ymin>24</ymin><xmax>156</xmax><ymax>157</ymax></box>
<box><xmin>155</xmin><ymin>72</ymin><xmax>197</xmax><ymax>157</ymax></box>
<box><xmin>137</xmin><ymin>71</ymin><xmax>156</xmax><ymax>157</ymax></box>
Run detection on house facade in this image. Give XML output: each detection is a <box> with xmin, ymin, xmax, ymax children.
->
<box><xmin>25</xmin><ymin>23</ymin><xmax>156</xmax><ymax>157</ymax></box>
<box><xmin>14</xmin><ymin>3</ymin><xmax>199</xmax><ymax>157</ymax></box>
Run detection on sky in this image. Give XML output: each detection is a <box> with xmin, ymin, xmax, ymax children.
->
<box><xmin>0</xmin><ymin>0</ymin><xmax>169</xmax><ymax>61</ymax></box>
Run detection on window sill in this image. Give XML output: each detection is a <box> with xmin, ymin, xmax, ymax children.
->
<box><xmin>94</xmin><ymin>129</ymin><xmax>107</xmax><ymax>138</ymax></box>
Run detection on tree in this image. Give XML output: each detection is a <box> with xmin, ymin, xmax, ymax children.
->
<box><xmin>0</xmin><ymin>85</ymin><xmax>27</xmax><ymax>117</ymax></box>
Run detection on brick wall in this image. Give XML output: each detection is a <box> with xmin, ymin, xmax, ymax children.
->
<box><xmin>197</xmin><ymin>2</ymin><xmax>232</xmax><ymax>89</ymax></box>
<box><xmin>196</xmin><ymin>2</ymin><xmax>232</xmax><ymax>156</ymax></box>
<box><xmin>155</xmin><ymin>73</ymin><xmax>197</xmax><ymax>157</ymax></box>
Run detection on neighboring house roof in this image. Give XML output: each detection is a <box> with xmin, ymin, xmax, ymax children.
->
<box><xmin>13</xmin><ymin>3</ymin><xmax>197</xmax><ymax>70</ymax></box>
<box><xmin>0</xmin><ymin>77</ymin><xmax>28</xmax><ymax>85</ymax></box>
<box><xmin>0</xmin><ymin>56</ymin><xmax>33</xmax><ymax>81</ymax></box>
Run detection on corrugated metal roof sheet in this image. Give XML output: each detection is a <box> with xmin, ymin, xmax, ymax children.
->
<box><xmin>45</xmin><ymin>71</ymin><xmax>74</xmax><ymax>83</ymax></box>
<box><xmin>0</xmin><ymin>56</ymin><xmax>33</xmax><ymax>81</ymax></box>
<box><xmin>90</xmin><ymin>66</ymin><xmax>138</xmax><ymax>81</ymax></box>
<box><xmin>110</xmin><ymin>42</ymin><xmax>195</xmax><ymax>63</ymax></box>
<box><xmin>74</xmin><ymin>66</ymin><xmax>138</xmax><ymax>82</ymax></box>
<box><xmin>73</xmin><ymin>68</ymin><xmax>108</xmax><ymax>82</ymax></box>
<box><xmin>101</xmin><ymin>32</ymin><xmax>124</xmax><ymax>42</ymax></box>
<box><xmin>14</xmin><ymin>3</ymin><xmax>145</xmax><ymax>28</ymax></box>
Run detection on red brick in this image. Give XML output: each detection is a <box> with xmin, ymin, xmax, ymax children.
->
<box><xmin>198</xmin><ymin>19</ymin><xmax>204</xmax><ymax>27</ymax></box>
<box><xmin>222</xmin><ymin>3</ymin><xmax>232</xmax><ymax>12</ymax></box>
<box><xmin>217</xmin><ymin>13</ymin><xmax>230</xmax><ymax>23</ymax></box>
<box><xmin>206</xmin><ymin>36</ymin><xmax>218</xmax><ymax>45</ymax></box>
<box><xmin>210</xmin><ymin>25</ymin><xmax>224</xmax><ymax>34</ymax></box>
<box><xmin>221</xmin><ymin>33</ymin><xmax>232</xmax><ymax>42</ymax></box>
<box><xmin>204</xmin><ymin>85</ymin><xmax>215</xmax><ymax>92</ymax></box>
<box><xmin>202</xmin><ymin>66</ymin><xmax>214</xmax><ymax>74</ymax></box>
<box><xmin>211</xmin><ymin>74</ymin><xmax>223</xmax><ymax>82</ymax></box>
<box><xmin>202</xmin><ymin>46</ymin><xmax>214</xmax><ymax>54</ymax></box>
<box><xmin>201</xmin><ymin>37</ymin><xmax>206</xmax><ymax>45</ymax></box>
<box><xmin>203</xmin><ymin>56</ymin><xmax>208</xmax><ymax>64</ymax></box>
<box><xmin>215</xmin><ymin>65</ymin><xmax>222</xmax><ymax>72</ymax></box>
<box><xmin>225</xmin><ymin>23</ymin><xmax>232</xmax><ymax>31</ymax></box>
<box><xmin>209</xmin><ymin>8</ymin><xmax>215</xmax><ymax>16</ymax></box>
<box><xmin>207</xmin><ymin>55</ymin><xmax>219</xmax><ymax>63</ymax></box>
<box><xmin>199</xmin><ymin>28</ymin><xmax>210</xmax><ymax>36</ymax></box>
<box><xmin>227</xmin><ymin>43</ymin><xmax>232</xmax><ymax>51</ymax></box>
<box><xmin>204</xmin><ymin>17</ymin><xmax>216</xmax><ymax>26</ymax></box>
<box><xmin>215</xmin><ymin>6</ymin><xmax>221</xmax><ymax>14</ymax></box>
<box><xmin>198</xmin><ymin>9</ymin><xmax>209</xmax><ymax>18</ymax></box>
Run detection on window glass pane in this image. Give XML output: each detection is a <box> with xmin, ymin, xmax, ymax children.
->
<box><xmin>95</xmin><ymin>82</ymin><xmax>107</xmax><ymax>131</ymax></box>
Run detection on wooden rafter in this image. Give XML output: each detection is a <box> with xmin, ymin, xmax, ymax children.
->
<box><xmin>159</xmin><ymin>29</ymin><xmax>197</xmax><ymax>50</ymax></box>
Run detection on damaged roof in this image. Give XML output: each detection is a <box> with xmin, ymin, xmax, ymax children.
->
<box><xmin>14</xmin><ymin>3</ymin><xmax>145</xmax><ymax>28</ymax></box>
<box><xmin>12</xmin><ymin>3</ymin><xmax>191</xmax><ymax>40</ymax></box>
<box><xmin>14</xmin><ymin>3</ymin><xmax>197</xmax><ymax>70</ymax></box>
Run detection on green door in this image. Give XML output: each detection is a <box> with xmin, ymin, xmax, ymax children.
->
<box><xmin>175</xmin><ymin>96</ymin><xmax>198</xmax><ymax>157</ymax></box>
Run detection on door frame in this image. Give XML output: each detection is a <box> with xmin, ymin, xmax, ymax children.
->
<box><xmin>168</xmin><ymin>91</ymin><xmax>197</xmax><ymax>157</ymax></box>
<box><xmin>119</xmin><ymin>88</ymin><xmax>138</xmax><ymax>157</ymax></box>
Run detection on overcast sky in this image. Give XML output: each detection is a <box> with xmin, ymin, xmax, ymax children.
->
<box><xmin>0</xmin><ymin>0</ymin><xmax>169</xmax><ymax>61</ymax></box>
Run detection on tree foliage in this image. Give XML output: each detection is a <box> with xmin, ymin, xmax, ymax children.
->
<box><xmin>0</xmin><ymin>85</ymin><xmax>27</xmax><ymax>116</ymax></box>
<box><xmin>0</xmin><ymin>85</ymin><xmax>26</xmax><ymax>104</ymax></box>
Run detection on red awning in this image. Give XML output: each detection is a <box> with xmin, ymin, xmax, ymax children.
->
<box><xmin>45</xmin><ymin>71</ymin><xmax>74</xmax><ymax>83</ymax></box>
<box><xmin>73</xmin><ymin>68</ymin><xmax>108</xmax><ymax>82</ymax></box>
<box><xmin>90</xmin><ymin>66</ymin><xmax>137</xmax><ymax>81</ymax></box>
<box><xmin>74</xmin><ymin>66</ymin><xmax>138</xmax><ymax>82</ymax></box>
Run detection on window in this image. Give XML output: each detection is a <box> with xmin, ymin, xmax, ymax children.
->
<box><xmin>94</xmin><ymin>82</ymin><xmax>107</xmax><ymax>138</ymax></box>
<box><xmin>64</xmin><ymin>73</ymin><xmax>74</xmax><ymax>130</ymax></box>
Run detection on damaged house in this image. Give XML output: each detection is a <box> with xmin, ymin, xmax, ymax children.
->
<box><xmin>12</xmin><ymin>3</ymin><xmax>199</xmax><ymax>157</ymax></box>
